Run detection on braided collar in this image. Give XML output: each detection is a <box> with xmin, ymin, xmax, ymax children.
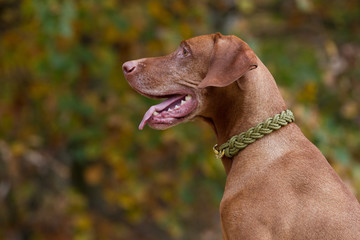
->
<box><xmin>213</xmin><ymin>110</ymin><xmax>295</xmax><ymax>159</ymax></box>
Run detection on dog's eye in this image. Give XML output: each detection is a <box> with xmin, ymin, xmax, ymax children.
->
<box><xmin>182</xmin><ymin>48</ymin><xmax>190</xmax><ymax>57</ymax></box>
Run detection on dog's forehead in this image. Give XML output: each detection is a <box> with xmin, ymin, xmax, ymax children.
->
<box><xmin>184</xmin><ymin>34</ymin><xmax>214</xmax><ymax>54</ymax></box>
<box><xmin>186</xmin><ymin>34</ymin><xmax>213</xmax><ymax>46</ymax></box>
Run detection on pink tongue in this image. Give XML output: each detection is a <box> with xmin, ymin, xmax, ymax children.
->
<box><xmin>138</xmin><ymin>95</ymin><xmax>185</xmax><ymax>130</ymax></box>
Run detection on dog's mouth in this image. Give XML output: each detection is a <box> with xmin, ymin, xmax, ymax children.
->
<box><xmin>139</xmin><ymin>93</ymin><xmax>198</xmax><ymax>130</ymax></box>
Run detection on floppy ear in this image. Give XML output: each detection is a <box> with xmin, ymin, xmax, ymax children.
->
<box><xmin>198</xmin><ymin>33</ymin><xmax>258</xmax><ymax>88</ymax></box>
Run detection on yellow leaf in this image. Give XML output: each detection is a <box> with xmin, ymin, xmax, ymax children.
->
<box><xmin>74</xmin><ymin>214</ymin><xmax>92</xmax><ymax>231</ymax></box>
<box><xmin>11</xmin><ymin>142</ymin><xmax>27</xmax><ymax>157</ymax></box>
<box><xmin>84</xmin><ymin>164</ymin><xmax>103</xmax><ymax>185</ymax></box>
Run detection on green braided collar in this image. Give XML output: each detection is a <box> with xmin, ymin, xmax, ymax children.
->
<box><xmin>213</xmin><ymin>110</ymin><xmax>295</xmax><ymax>159</ymax></box>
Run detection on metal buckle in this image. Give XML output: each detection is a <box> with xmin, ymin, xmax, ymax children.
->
<box><xmin>213</xmin><ymin>144</ymin><xmax>225</xmax><ymax>159</ymax></box>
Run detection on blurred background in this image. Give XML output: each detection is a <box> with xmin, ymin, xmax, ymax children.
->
<box><xmin>0</xmin><ymin>0</ymin><xmax>359</xmax><ymax>239</ymax></box>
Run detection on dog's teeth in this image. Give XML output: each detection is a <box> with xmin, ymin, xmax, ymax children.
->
<box><xmin>153</xmin><ymin>111</ymin><xmax>159</xmax><ymax>116</ymax></box>
<box><xmin>181</xmin><ymin>100</ymin><xmax>186</xmax><ymax>105</ymax></box>
<box><xmin>174</xmin><ymin>105</ymin><xmax>180</xmax><ymax>109</ymax></box>
<box><xmin>185</xmin><ymin>95</ymin><xmax>192</xmax><ymax>101</ymax></box>
<box><xmin>168</xmin><ymin>108</ymin><xmax>172</xmax><ymax>112</ymax></box>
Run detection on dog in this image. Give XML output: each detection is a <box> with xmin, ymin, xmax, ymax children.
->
<box><xmin>123</xmin><ymin>33</ymin><xmax>360</xmax><ymax>239</ymax></box>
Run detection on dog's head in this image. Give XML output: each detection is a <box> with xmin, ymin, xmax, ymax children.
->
<box><xmin>123</xmin><ymin>33</ymin><xmax>257</xmax><ymax>130</ymax></box>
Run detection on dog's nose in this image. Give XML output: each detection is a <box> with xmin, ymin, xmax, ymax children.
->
<box><xmin>122</xmin><ymin>61</ymin><xmax>137</xmax><ymax>74</ymax></box>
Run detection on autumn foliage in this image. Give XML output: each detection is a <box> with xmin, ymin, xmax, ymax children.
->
<box><xmin>0</xmin><ymin>0</ymin><xmax>359</xmax><ymax>239</ymax></box>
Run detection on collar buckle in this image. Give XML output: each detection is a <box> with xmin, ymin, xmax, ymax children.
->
<box><xmin>213</xmin><ymin>144</ymin><xmax>225</xmax><ymax>159</ymax></box>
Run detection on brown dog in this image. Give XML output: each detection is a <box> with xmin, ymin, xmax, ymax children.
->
<box><xmin>123</xmin><ymin>33</ymin><xmax>360</xmax><ymax>239</ymax></box>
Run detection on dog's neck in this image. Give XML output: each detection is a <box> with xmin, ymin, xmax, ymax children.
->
<box><xmin>201</xmin><ymin>58</ymin><xmax>287</xmax><ymax>174</ymax></box>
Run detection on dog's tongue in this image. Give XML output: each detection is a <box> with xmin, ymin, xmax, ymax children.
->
<box><xmin>138</xmin><ymin>95</ymin><xmax>185</xmax><ymax>130</ymax></box>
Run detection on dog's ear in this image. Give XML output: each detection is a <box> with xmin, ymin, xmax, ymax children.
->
<box><xmin>198</xmin><ymin>33</ymin><xmax>258</xmax><ymax>88</ymax></box>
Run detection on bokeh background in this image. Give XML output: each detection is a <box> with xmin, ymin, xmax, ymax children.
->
<box><xmin>0</xmin><ymin>0</ymin><xmax>359</xmax><ymax>239</ymax></box>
